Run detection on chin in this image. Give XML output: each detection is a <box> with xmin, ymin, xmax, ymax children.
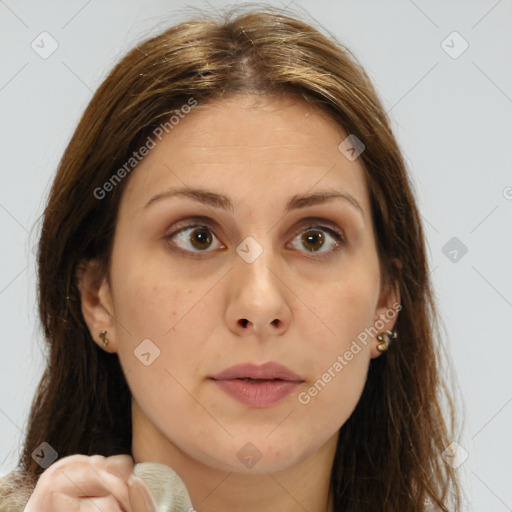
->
<box><xmin>195</xmin><ymin>434</ymin><xmax>320</xmax><ymax>475</ymax></box>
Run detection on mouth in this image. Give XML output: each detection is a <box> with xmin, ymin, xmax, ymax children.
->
<box><xmin>209</xmin><ymin>362</ymin><xmax>305</xmax><ymax>408</ymax></box>
<box><xmin>233</xmin><ymin>377</ymin><xmax>289</xmax><ymax>382</ymax></box>
<box><xmin>210</xmin><ymin>362</ymin><xmax>304</xmax><ymax>382</ymax></box>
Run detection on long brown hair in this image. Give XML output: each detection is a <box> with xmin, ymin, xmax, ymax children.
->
<box><xmin>11</xmin><ymin>5</ymin><xmax>461</xmax><ymax>510</ymax></box>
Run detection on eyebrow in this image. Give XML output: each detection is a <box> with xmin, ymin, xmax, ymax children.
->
<box><xmin>143</xmin><ymin>186</ymin><xmax>364</xmax><ymax>216</ymax></box>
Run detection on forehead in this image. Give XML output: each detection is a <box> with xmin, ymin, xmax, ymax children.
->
<box><xmin>119</xmin><ymin>94</ymin><xmax>371</xmax><ymax>219</ymax></box>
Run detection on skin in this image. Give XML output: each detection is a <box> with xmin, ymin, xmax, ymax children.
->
<box><xmin>80</xmin><ymin>94</ymin><xmax>400</xmax><ymax>512</ymax></box>
<box><xmin>24</xmin><ymin>454</ymin><xmax>156</xmax><ymax>511</ymax></box>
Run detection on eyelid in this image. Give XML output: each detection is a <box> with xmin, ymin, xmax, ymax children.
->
<box><xmin>290</xmin><ymin>218</ymin><xmax>345</xmax><ymax>241</ymax></box>
<box><xmin>167</xmin><ymin>215</ymin><xmax>222</xmax><ymax>233</ymax></box>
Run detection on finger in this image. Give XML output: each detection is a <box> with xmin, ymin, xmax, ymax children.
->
<box><xmin>49</xmin><ymin>464</ymin><xmax>112</xmax><ymax>495</ymax></box>
<box><xmin>87</xmin><ymin>454</ymin><xmax>134</xmax><ymax>510</ymax></box>
<box><xmin>42</xmin><ymin>454</ymin><xmax>95</xmax><ymax>475</ymax></box>
<box><xmin>53</xmin><ymin>493</ymin><xmax>126</xmax><ymax>512</ymax></box>
<box><xmin>128</xmin><ymin>476</ymin><xmax>158</xmax><ymax>512</ymax></box>
<box><xmin>50</xmin><ymin>464</ymin><xmax>132</xmax><ymax>511</ymax></box>
<box><xmin>105</xmin><ymin>454</ymin><xmax>135</xmax><ymax>481</ymax></box>
<box><xmin>88</xmin><ymin>454</ymin><xmax>135</xmax><ymax>480</ymax></box>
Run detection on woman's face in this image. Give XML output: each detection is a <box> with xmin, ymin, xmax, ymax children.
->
<box><xmin>83</xmin><ymin>94</ymin><xmax>399</xmax><ymax>474</ymax></box>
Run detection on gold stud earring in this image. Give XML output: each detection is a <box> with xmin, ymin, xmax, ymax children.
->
<box><xmin>99</xmin><ymin>330</ymin><xmax>109</xmax><ymax>348</ymax></box>
<box><xmin>376</xmin><ymin>329</ymin><xmax>397</xmax><ymax>352</ymax></box>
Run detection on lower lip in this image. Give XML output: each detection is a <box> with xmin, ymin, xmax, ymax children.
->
<box><xmin>210</xmin><ymin>378</ymin><xmax>302</xmax><ymax>408</ymax></box>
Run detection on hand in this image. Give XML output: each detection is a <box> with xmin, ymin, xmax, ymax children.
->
<box><xmin>23</xmin><ymin>454</ymin><xmax>158</xmax><ymax>512</ymax></box>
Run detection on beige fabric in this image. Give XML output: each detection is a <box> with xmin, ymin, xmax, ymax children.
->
<box><xmin>0</xmin><ymin>471</ymin><xmax>34</xmax><ymax>512</ymax></box>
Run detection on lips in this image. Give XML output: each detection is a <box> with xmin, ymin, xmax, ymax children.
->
<box><xmin>210</xmin><ymin>362</ymin><xmax>304</xmax><ymax>382</ymax></box>
<box><xmin>209</xmin><ymin>362</ymin><xmax>304</xmax><ymax>408</ymax></box>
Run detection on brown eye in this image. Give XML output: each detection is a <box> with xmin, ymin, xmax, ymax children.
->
<box><xmin>166</xmin><ymin>225</ymin><xmax>223</xmax><ymax>253</ymax></box>
<box><xmin>189</xmin><ymin>228</ymin><xmax>213</xmax><ymax>250</ymax></box>
<box><xmin>288</xmin><ymin>224</ymin><xmax>345</xmax><ymax>258</ymax></box>
<box><xmin>301</xmin><ymin>230</ymin><xmax>325</xmax><ymax>252</ymax></box>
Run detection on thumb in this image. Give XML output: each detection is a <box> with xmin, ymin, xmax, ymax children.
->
<box><xmin>128</xmin><ymin>475</ymin><xmax>159</xmax><ymax>512</ymax></box>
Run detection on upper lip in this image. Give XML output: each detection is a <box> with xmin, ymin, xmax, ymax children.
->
<box><xmin>210</xmin><ymin>362</ymin><xmax>304</xmax><ymax>382</ymax></box>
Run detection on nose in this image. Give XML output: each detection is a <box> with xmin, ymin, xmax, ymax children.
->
<box><xmin>225</xmin><ymin>241</ymin><xmax>292</xmax><ymax>339</ymax></box>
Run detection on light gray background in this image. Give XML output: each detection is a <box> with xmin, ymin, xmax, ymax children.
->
<box><xmin>1</xmin><ymin>0</ymin><xmax>511</xmax><ymax>510</ymax></box>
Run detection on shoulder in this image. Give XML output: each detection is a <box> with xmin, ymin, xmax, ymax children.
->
<box><xmin>0</xmin><ymin>470</ymin><xmax>34</xmax><ymax>512</ymax></box>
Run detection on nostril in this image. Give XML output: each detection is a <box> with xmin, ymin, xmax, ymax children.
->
<box><xmin>239</xmin><ymin>318</ymin><xmax>250</xmax><ymax>328</ymax></box>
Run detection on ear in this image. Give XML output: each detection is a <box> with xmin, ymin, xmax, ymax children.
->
<box><xmin>369</xmin><ymin>258</ymin><xmax>402</xmax><ymax>359</ymax></box>
<box><xmin>76</xmin><ymin>259</ymin><xmax>120</xmax><ymax>353</ymax></box>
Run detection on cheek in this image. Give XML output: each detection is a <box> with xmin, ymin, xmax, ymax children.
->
<box><xmin>110</xmin><ymin>240</ymin><xmax>198</xmax><ymax>337</ymax></box>
<box><xmin>308</xmin><ymin>267</ymin><xmax>379</xmax><ymax>356</ymax></box>
<box><xmin>111</xmin><ymin>270</ymin><xmax>221</xmax><ymax>430</ymax></box>
<box><xmin>297</xmin><ymin>282</ymin><xmax>374</xmax><ymax>428</ymax></box>
<box><xmin>298</xmin><ymin>355</ymin><xmax>369</xmax><ymax>443</ymax></box>
<box><xmin>294</xmin><ymin>263</ymin><xmax>377</xmax><ymax>423</ymax></box>
<box><xmin>110</xmin><ymin>251</ymin><xmax>222</xmax><ymax>381</ymax></box>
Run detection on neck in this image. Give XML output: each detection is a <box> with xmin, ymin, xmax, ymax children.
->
<box><xmin>131</xmin><ymin>402</ymin><xmax>337</xmax><ymax>512</ymax></box>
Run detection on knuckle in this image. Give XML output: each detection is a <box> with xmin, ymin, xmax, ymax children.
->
<box><xmin>105</xmin><ymin>453</ymin><xmax>135</xmax><ymax>476</ymax></box>
<box><xmin>44</xmin><ymin>453</ymin><xmax>90</xmax><ymax>474</ymax></box>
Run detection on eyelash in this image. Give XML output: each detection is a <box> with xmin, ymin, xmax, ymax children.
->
<box><xmin>163</xmin><ymin>220</ymin><xmax>346</xmax><ymax>260</ymax></box>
